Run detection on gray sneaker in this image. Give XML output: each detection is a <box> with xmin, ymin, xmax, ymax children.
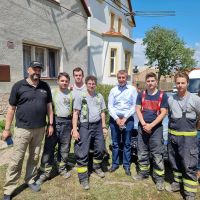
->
<box><xmin>132</xmin><ymin>173</ymin><xmax>149</xmax><ymax>181</ymax></box>
<box><xmin>36</xmin><ymin>173</ymin><xmax>50</xmax><ymax>185</ymax></box>
<box><xmin>185</xmin><ymin>196</ymin><xmax>196</xmax><ymax>200</ymax></box>
<box><xmin>156</xmin><ymin>181</ymin><xmax>164</xmax><ymax>191</ymax></box>
<box><xmin>94</xmin><ymin>168</ymin><xmax>105</xmax><ymax>178</ymax></box>
<box><xmin>81</xmin><ymin>180</ymin><xmax>90</xmax><ymax>190</ymax></box>
<box><xmin>165</xmin><ymin>182</ymin><xmax>180</xmax><ymax>192</ymax></box>
<box><xmin>60</xmin><ymin>170</ymin><xmax>71</xmax><ymax>179</ymax></box>
<box><xmin>28</xmin><ymin>182</ymin><xmax>41</xmax><ymax>192</ymax></box>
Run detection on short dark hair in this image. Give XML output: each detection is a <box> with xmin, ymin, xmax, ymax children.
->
<box><xmin>145</xmin><ymin>72</ymin><xmax>157</xmax><ymax>81</ymax></box>
<box><xmin>57</xmin><ymin>72</ymin><xmax>70</xmax><ymax>81</ymax></box>
<box><xmin>85</xmin><ymin>75</ymin><xmax>97</xmax><ymax>84</ymax></box>
<box><xmin>174</xmin><ymin>71</ymin><xmax>189</xmax><ymax>83</ymax></box>
<box><xmin>117</xmin><ymin>70</ymin><xmax>128</xmax><ymax>78</ymax></box>
<box><xmin>73</xmin><ymin>67</ymin><xmax>84</xmax><ymax>76</ymax></box>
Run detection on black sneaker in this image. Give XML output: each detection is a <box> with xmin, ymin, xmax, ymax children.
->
<box><xmin>124</xmin><ymin>168</ymin><xmax>131</xmax><ymax>176</ymax></box>
<box><xmin>165</xmin><ymin>182</ymin><xmax>180</xmax><ymax>192</ymax></box>
<box><xmin>28</xmin><ymin>182</ymin><xmax>41</xmax><ymax>192</ymax></box>
<box><xmin>3</xmin><ymin>195</ymin><xmax>11</xmax><ymax>200</ymax></box>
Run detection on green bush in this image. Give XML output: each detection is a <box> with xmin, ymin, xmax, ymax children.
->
<box><xmin>0</xmin><ymin>120</ymin><xmax>5</xmax><ymax>133</ymax></box>
<box><xmin>96</xmin><ymin>84</ymin><xmax>114</xmax><ymax>127</ymax></box>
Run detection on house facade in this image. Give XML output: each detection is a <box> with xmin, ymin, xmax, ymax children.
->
<box><xmin>86</xmin><ymin>0</ymin><xmax>135</xmax><ymax>85</ymax></box>
<box><xmin>0</xmin><ymin>0</ymin><xmax>90</xmax><ymax>115</ymax></box>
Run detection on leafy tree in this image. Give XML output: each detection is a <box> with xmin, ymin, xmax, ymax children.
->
<box><xmin>143</xmin><ymin>26</ymin><xmax>197</xmax><ymax>83</ymax></box>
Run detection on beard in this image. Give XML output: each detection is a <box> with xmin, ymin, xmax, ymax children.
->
<box><xmin>30</xmin><ymin>73</ymin><xmax>40</xmax><ymax>81</ymax></box>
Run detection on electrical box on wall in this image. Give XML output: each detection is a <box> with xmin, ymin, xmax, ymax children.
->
<box><xmin>0</xmin><ymin>65</ymin><xmax>10</xmax><ymax>82</ymax></box>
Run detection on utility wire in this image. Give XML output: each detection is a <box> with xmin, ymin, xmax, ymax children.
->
<box><xmin>106</xmin><ymin>0</ymin><xmax>176</xmax><ymax>17</ymax></box>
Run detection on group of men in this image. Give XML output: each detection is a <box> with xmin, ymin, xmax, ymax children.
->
<box><xmin>1</xmin><ymin>61</ymin><xmax>200</xmax><ymax>200</ymax></box>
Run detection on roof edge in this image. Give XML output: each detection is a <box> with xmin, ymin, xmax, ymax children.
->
<box><xmin>80</xmin><ymin>0</ymin><xmax>91</xmax><ymax>17</ymax></box>
<box><xmin>127</xmin><ymin>0</ymin><xmax>136</xmax><ymax>27</ymax></box>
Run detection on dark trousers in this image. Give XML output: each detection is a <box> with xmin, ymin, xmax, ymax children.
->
<box><xmin>168</xmin><ymin>134</ymin><xmax>198</xmax><ymax>197</ymax></box>
<box><xmin>137</xmin><ymin>124</ymin><xmax>164</xmax><ymax>182</ymax></box>
<box><xmin>75</xmin><ymin>121</ymin><xmax>105</xmax><ymax>182</ymax></box>
<box><xmin>110</xmin><ymin>116</ymin><xmax>134</xmax><ymax>169</ymax></box>
<box><xmin>40</xmin><ymin>117</ymin><xmax>72</xmax><ymax>173</ymax></box>
<box><xmin>198</xmin><ymin>131</ymin><xmax>200</xmax><ymax>170</ymax></box>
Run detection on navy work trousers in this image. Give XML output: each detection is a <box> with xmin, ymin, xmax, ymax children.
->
<box><xmin>137</xmin><ymin>124</ymin><xmax>164</xmax><ymax>182</ymax></box>
<box><xmin>40</xmin><ymin>117</ymin><xmax>72</xmax><ymax>173</ymax></box>
<box><xmin>168</xmin><ymin>133</ymin><xmax>198</xmax><ymax>197</ymax></box>
<box><xmin>75</xmin><ymin>121</ymin><xmax>105</xmax><ymax>182</ymax></box>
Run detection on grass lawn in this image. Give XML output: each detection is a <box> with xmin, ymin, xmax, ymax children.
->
<box><xmin>1</xmin><ymin>147</ymin><xmax>199</xmax><ymax>200</ymax></box>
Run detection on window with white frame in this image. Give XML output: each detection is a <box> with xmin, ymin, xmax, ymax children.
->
<box><xmin>23</xmin><ymin>44</ymin><xmax>59</xmax><ymax>78</ymax></box>
<box><xmin>125</xmin><ymin>51</ymin><xmax>131</xmax><ymax>74</ymax></box>
<box><xmin>110</xmin><ymin>48</ymin><xmax>117</xmax><ymax>75</ymax></box>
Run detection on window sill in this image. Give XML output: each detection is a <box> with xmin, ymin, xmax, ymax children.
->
<box><xmin>109</xmin><ymin>74</ymin><xmax>116</xmax><ymax>77</ymax></box>
<box><xmin>41</xmin><ymin>77</ymin><xmax>57</xmax><ymax>80</ymax></box>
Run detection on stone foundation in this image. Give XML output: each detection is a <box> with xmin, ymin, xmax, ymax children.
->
<box><xmin>0</xmin><ymin>93</ymin><xmax>9</xmax><ymax>117</ymax></box>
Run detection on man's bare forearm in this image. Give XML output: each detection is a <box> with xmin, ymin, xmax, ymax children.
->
<box><xmin>5</xmin><ymin>105</ymin><xmax>16</xmax><ymax>130</ymax></box>
<box><xmin>136</xmin><ymin>105</ymin><xmax>146</xmax><ymax>126</ymax></box>
<box><xmin>73</xmin><ymin>110</ymin><xmax>79</xmax><ymax>130</ymax></box>
<box><xmin>47</xmin><ymin>103</ymin><xmax>53</xmax><ymax>125</ymax></box>
<box><xmin>101</xmin><ymin>112</ymin><xmax>106</xmax><ymax>128</ymax></box>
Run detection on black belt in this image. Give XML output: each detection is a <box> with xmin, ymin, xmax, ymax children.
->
<box><xmin>55</xmin><ymin>116</ymin><xmax>72</xmax><ymax>120</ymax></box>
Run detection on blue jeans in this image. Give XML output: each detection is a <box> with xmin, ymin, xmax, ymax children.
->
<box><xmin>110</xmin><ymin>116</ymin><xmax>134</xmax><ymax>169</ymax></box>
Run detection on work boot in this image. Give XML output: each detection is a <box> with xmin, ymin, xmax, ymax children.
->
<box><xmin>165</xmin><ymin>182</ymin><xmax>180</xmax><ymax>192</ymax></box>
<box><xmin>80</xmin><ymin>179</ymin><xmax>90</xmax><ymax>190</ymax></box>
<box><xmin>3</xmin><ymin>195</ymin><xmax>11</xmax><ymax>200</ymax></box>
<box><xmin>132</xmin><ymin>173</ymin><xmax>149</xmax><ymax>181</ymax></box>
<box><xmin>156</xmin><ymin>180</ymin><xmax>165</xmax><ymax>191</ymax></box>
<box><xmin>185</xmin><ymin>196</ymin><xmax>196</xmax><ymax>200</ymax></box>
<box><xmin>59</xmin><ymin>169</ymin><xmax>71</xmax><ymax>179</ymax></box>
<box><xmin>36</xmin><ymin>172</ymin><xmax>50</xmax><ymax>185</ymax></box>
<box><xmin>28</xmin><ymin>182</ymin><xmax>41</xmax><ymax>192</ymax></box>
<box><xmin>94</xmin><ymin>168</ymin><xmax>105</xmax><ymax>178</ymax></box>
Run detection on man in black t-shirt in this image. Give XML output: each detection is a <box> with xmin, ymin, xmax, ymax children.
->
<box><xmin>2</xmin><ymin>61</ymin><xmax>53</xmax><ymax>200</ymax></box>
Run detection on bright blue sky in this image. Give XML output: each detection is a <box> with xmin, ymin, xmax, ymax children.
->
<box><xmin>131</xmin><ymin>0</ymin><xmax>200</xmax><ymax>66</ymax></box>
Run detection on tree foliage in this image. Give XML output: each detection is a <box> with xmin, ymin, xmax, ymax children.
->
<box><xmin>143</xmin><ymin>26</ymin><xmax>197</xmax><ymax>82</ymax></box>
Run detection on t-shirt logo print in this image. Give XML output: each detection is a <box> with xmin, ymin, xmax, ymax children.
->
<box><xmin>64</xmin><ymin>98</ymin><xmax>69</xmax><ymax>105</ymax></box>
<box><xmin>40</xmin><ymin>89</ymin><xmax>47</xmax><ymax>94</ymax></box>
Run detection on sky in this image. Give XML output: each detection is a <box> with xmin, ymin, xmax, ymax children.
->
<box><xmin>131</xmin><ymin>0</ymin><xmax>200</xmax><ymax>67</ymax></box>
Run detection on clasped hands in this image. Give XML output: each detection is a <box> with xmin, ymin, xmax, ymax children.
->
<box><xmin>142</xmin><ymin>122</ymin><xmax>153</xmax><ymax>134</ymax></box>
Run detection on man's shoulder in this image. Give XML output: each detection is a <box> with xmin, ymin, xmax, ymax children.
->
<box><xmin>39</xmin><ymin>80</ymin><xmax>51</xmax><ymax>90</ymax></box>
<box><xmin>109</xmin><ymin>85</ymin><xmax>117</xmax><ymax>93</ymax></box>
<box><xmin>12</xmin><ymin>79</ymin><xmax>26</xmax><ymax>90</ymax></box>
<box><xmin>39</xmin><ymin>80</ymin><xmax>50</xmax><ymax>86</ymax></box>
<box><xmin>127</xmin><ymin>84</ymin><xmax>136</xmax><ymax>90</ymax></box>
<box><xmin>190</xmin><ymin>93</ymin><xmax>200</xmax><ymax>103</ymax></box>
<box><xmin>14</xmin><ymin>79</ymin><xmax>26</xmax><ymax>86</ymax></box>
<box><xmin>96</xmin><ymin>92</ymin><xmax>104</xmax><ymax>99</ymax></box>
